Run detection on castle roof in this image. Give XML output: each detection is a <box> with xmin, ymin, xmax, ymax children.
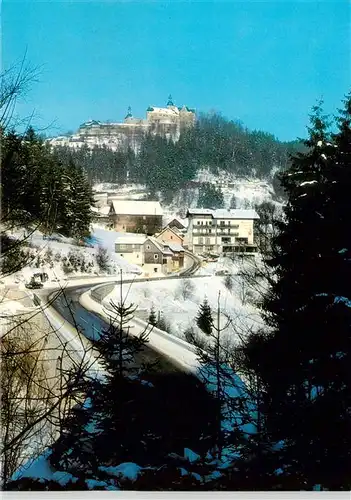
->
<box><xmin>146</xmin><ymin>106</ymin><xmax>180</xmax><ymax>116</ymax></box>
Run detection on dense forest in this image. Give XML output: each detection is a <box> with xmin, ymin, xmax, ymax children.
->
<box><xmin>1</xmin><ymin>126</ymin><xmax>94</xmax><ymax>239</ymax></box>
<box><xmin>53</xmin><ymin>112</ymin><xmax>304</xmax><ymax>200</ymax></box>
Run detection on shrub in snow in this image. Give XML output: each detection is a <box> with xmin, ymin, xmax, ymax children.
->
<box><xmin>223</xmin><ymin>274</ymin><xmax>233</xmax><ymax>292</ymax></box>
<box><xmin>156</xmin><ymin>314</ymin><xmax>171</xmax><ymax>333</ymax></box>
<box><xmin>184</xmin><ymin>327</ymin><xmax>208</xmax><ymax>350</ymax></box>
<box><xmin>148</xmin><ymin>307</ymin><xmax>157</xmax><ymax>326</ymax></box>
<box><xmin>44</xmin><ymin>248</ymin><xmax>53</xmax><ymax>263</ymax></box>
<box><xmin>62</xmin><ymin>261</ymin><xmax>72</xmax><ymax>275</ymax></box>
<box><xmin>177</xmin><ymin>279</ymin><xmax>195</xmax><ymax>301</ymax></box>
<box><xmin>54</xmin><ymin>252</ymin><xmax>62</xmax><ymax>262</ymax></box>
<box><xmin>96</xmin><ymin>246</ymin><xmax>110</xmax><ymax>273</ymax></box>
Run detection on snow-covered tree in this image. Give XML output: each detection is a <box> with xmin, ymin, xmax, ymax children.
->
<box><xmin>196</xmin><ymin>298</ymin><xmax>213</xmax><ymax>336</ymax></box>
<box><xmin>242</xmin><ymin>96</ymin><xmax>351</xmax><ymax>489</ymax></box>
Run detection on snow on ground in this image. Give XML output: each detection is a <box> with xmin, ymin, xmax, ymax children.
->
<box><xmin>92</xmin><ymin>173</ymin><xmax>280</xmax><ymax>223</ymax></box>
<box><xmin>0</xmin><ymin>299</ymin><xmax>32</xmax><ymax>316</ymax></box>
<box><xmin>2</xmin><ymin>228</ymin><xmax>142</xmax><ymax>287</ymax></box>
<box><xmin>103</xmin><ymin>257</ymin><xmax>263</xmax><ymax>345</ymax></box>
<box><xmin>11</xmin><ymin>449</ymin><xmax>55</xmax><ymax>483</ymax></box>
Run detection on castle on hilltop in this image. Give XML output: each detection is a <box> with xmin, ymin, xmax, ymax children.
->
<box><xmin>49</xmin><ymin>96</ymin><xmax>196</xmax><ymax>152</ymax></box>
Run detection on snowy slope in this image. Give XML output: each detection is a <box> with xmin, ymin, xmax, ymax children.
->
<box><xmin>102</xmin><ymin>257</ymin><xmax>263</xmax><ymax>347</ymax></box>
<box><xmin>2</xmin><ymin>228</ymin><xmax>142</xmax><ymax>288</ymax></box>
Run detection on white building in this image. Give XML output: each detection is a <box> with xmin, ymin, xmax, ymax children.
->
<box><xmin>114</xmin><ymin>234</ymin><xmax>147</xmax><ymax>266</ymax></box>
<box><xmin>186</xmin><ymin>208</ymin><xmax>259</xmax><ymax>255</ymax></box>
<box><xmin>114</xmin><ymin>234</ymin><xmax>183</xmax><ymax>275</ymax></box>
<box><xmin>48</xmin><ymin>96</ymin><xmax>195</xmax><ymax>153</ymax></box>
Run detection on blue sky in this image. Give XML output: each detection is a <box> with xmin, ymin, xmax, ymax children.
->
<box><xmin>3</xmin><ymin>0</ymin><xmax>350</xmax><ymax>141</ymax></box>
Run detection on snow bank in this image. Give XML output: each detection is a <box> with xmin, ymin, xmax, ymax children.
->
<box><xmin>99</xmin><ymin>463</ymin><xmax>142</xmax><ymax>481</ymax></box>
<box><xmin>11</xmin><ymin>449</ymin><xmax>54</xmax><ymax>483</ymax></box>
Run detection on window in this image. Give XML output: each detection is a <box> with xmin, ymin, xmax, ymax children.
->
<box><xmin>136</xmin><ymin>255</ymin><xmax>139</xmax><ymax>258</ymax></box>
<box><xmin>198</xmin><ymin>237</ymin><xmax>204</xmax><ymax>244</ymax></box>
<box><xmin>220</xmin><ymin>221</ymin><xmax>225</xmax><ymax>226</ymax></box>
<box><xmin>120</xmin><ymin>254</ymin><xmax>124</xmax><ymax>257</ymax></box>
<box><xmin>143</xmin><ymin>216</ymin><xmax>146</xmax><ymax>220</ymax></box>
<box><xmin>209</xmin><ymin>221</ymin><xmax>212</xmax><ymax>225</ymax></box>
<box><xmin>170</xmin><ymin>235</ymin><xmax>173</xmax><ymax>239</ymax></box>
<box><xmin>197</xmin><ymin>221</ymin><xmax>200</xmax><ymax>225</ymax></box>
<box><xmin>154</xmin><ymin>268</ymin><xmax>158</xmax><ymax>273</ymax></box>
<box><xmin>208</xmin><ymin>229</ymin><xmax>212</xmax><ymax>234</ymax></box>
<box><xmin>154</xmin><ymin>254</ymin><xmax>159</xmax><ymax>260</ymax></box>
<box><xmin>146</xmin><ymin>245</ymin><xmax>150</xmax><ymax>250</ymax></box>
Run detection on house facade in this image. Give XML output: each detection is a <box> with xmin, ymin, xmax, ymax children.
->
<box><xmin>155</xmin><ymin>226</ymin><xmax>184</xmax><ymax>246</ymax></box>
<box><xmin>114</xmin><ymin>234</ymin><xmax>146</xmax><ymax>266</ymax></box>
<box><xmin>114</xmin><ymin>234</ymin><xmax>185</xmax><ymax>275</ymax></box>
<box><xmin>108</xmin><ymin>200</ymin><xmax>163</xmax><ymax>235</ymax></box>
<box><xmin>186</xmin><ymin>208</ymin><xmax>259</xmax><ymax>255</ymax></box>
<box><xmin>143</xmin><ymin>238</ymin><xmax>173</xmax><ymax>275</ymax></box>
<box><xmin>163</xmin><ymin>242</ymin><xmax>185</xmax><ymax>271</ymax></box>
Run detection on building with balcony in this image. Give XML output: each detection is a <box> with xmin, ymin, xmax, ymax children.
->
<box><xmin>186</xmin><ymin>208</ymin><xmax>259</xmax><ymax>255</ymax></box>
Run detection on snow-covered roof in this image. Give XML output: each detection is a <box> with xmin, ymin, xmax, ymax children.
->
<box><xmin>158</xmin><ymin>226</ymin><xmax>184</xmax><ymax>240</ymax></box>
<box><xmin>109</xmin><ymin>200</ymin><xmax>163</xmax><ymax>216</ymax></box>
<box><xmin>165</xmin><ymin>242</ymin><xmax>184</xmax><ymax>252</ymax></box>
<box><xmin>115</xmin><ymin>234</ymin><xmax>147</xmax><ymax>245</ymax></box>
<box><xmin>213</xmin><ymin>209</ymin><xmax>259</xmax><ymax>220</ymax></box>
<box><xmin>145</xmin><ymin>237</ymin><xmax>174</xmax><ymax>255</ymax></box>
<box><xmin>187</xmin><ymin>208</ymin><xmax>259</xmax><ymax>220</ymax></box>
<box><xmin>167</xmin><ymin>218</ymin><xmax>186</xmax><ymax>229</ymax></box>
<box><xmin>99</xmin><ymin>206</ymin><xmax>110</xmax><ymax>216</ymax></box>
<box><xmin>187</xmin><ymin>208</ymin><xmax>213</xmax><ymax>216</ymax></box>
<box><xmin>147</xmin><ymin>106</ymin><xmax>179</xmax><ymax>116</ymax></box>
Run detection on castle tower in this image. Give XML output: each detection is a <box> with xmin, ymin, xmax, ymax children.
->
<box><xmin>125</xmin><ymin>106</ymin><xmax>133</xmax><ymax>120</ymax></box>
<box><xmin>167</xmin><ymin>94</ymin><xmax>174</xmax><ymax>107</ymax></box>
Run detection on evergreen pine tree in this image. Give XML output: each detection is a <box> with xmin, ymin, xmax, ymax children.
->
<box><xmin>196</xmin><ymin>298</ymin><xmax>213</xmax><ymax>336</ymax></box>
<box><xmin>59</xmin><ymin>159</ymin><xmax>94</xmax><ymax>239</ymax></box>
<box><xmin>148</xmin><ymin>306</ymin><xmax>157</xmax><ymax>326</ymax></box>
<box><xmin>242</xmin><ymin>97</ymin><xmax>351</xmax><ymax>490</ymax></box>
<box><xmin>194</xmin><ymin>292</ymin><xmax>257</xmax><ymax>466</ymax></box>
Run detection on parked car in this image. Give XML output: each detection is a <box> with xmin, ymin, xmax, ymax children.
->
<box><xmin>33</xmin><ymin>272</ymin><xmax>49</xmax><ymax>283</ymax></box>
<box><xmin>25</xmin><ymin>279</ymin><xmax>43</xmax><ymax>289</ymax></box>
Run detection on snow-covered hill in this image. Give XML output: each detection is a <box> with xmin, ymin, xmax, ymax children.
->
<box><xmin>102</xmin><ymin>256</ymin><xmax>263</xmax><ymax>348</ymax></box>
<box><xmin>1</xmin><ymin>228</ymin><xmax>142</xmax><ymax>289</ymax></box>
<box><xmin>92</xmin><ymin>170</ymin><xmax>280</xmax><ymax>224</ymax></box>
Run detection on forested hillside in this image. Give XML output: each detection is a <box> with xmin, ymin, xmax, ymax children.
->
<box><xmin>1</xmin><ymin>126</ymin><xmax>93</xmax><ymax>239</ymax></box>
<box><xmin>53</xmin><ymin>113</ymin><xmax>304</xmax><ymax>200</ymax></box>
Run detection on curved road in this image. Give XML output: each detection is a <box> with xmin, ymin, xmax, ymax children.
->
<box><xmin>45</xmin><ymin>248</ymin><xmax>201</xmax><ymax>373</ymax></box>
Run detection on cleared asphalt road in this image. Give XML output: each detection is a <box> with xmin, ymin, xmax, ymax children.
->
<box><xmin>47</xmin><ymin>284</ymin><xmax>181</xmax><ymax>374</ymax></box>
